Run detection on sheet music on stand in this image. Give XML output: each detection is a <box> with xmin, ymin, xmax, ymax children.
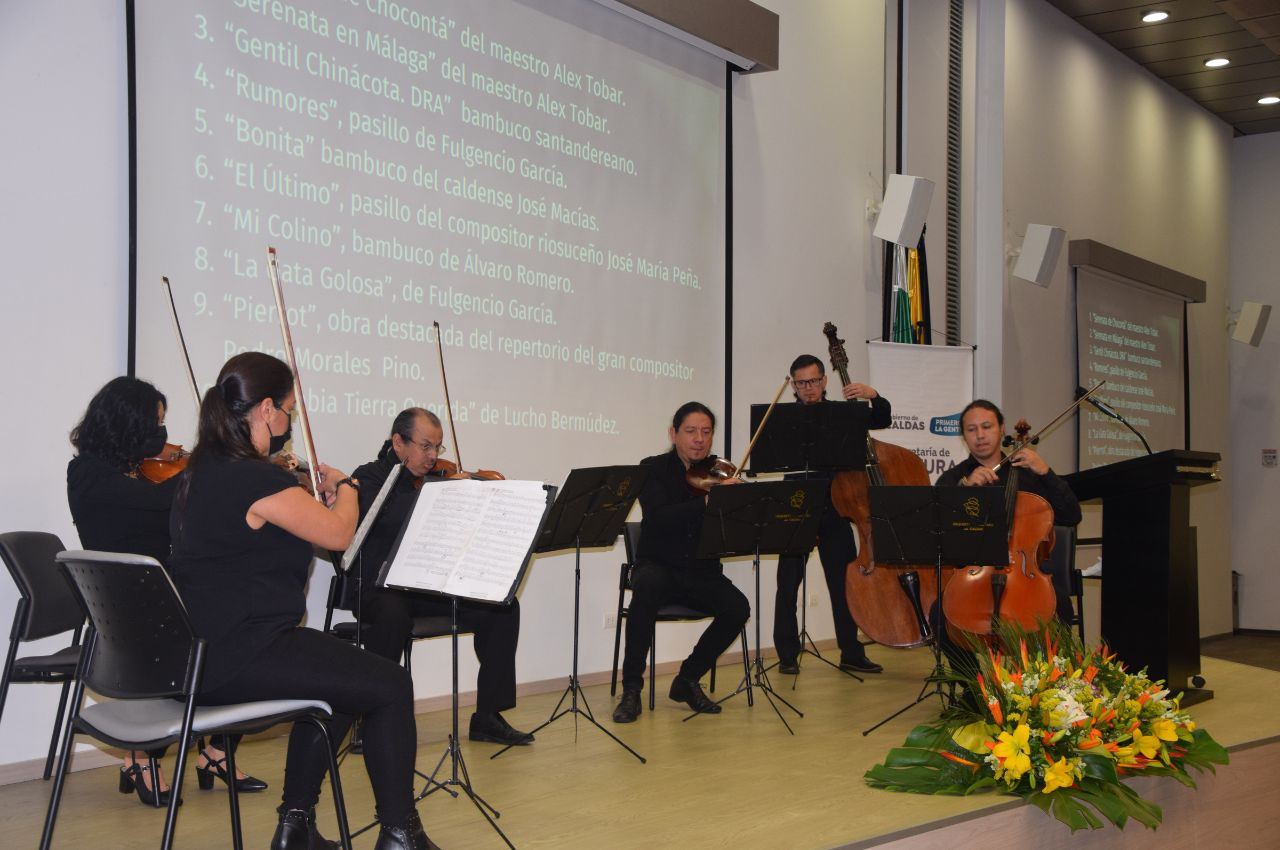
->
<box><xmin>378</xmin><ymin>478</ymin><xmax>554</xmax><ymax>604</ymax></box>
<box><xmin>339</xmin><ymin>463</ymin><xmax>401</xmax><ymax>574</ymax></box>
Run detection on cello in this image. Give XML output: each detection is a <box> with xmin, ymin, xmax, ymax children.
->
<box><xmin>822</xmin><ymin>323</ymin><xmax>940</xmax><ymax>648</ymax></box>
<box><xmin>941</xmin><ymin>419</ymin><xmax>1058</xmax><ymax>640</ymax></box>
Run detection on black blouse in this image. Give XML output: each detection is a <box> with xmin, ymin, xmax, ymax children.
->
<box><xmin>66</xmin><ymin>454</ymin><xmax>177</xmax><ymax>567</ymax></box>
<box><xmin>169</xmin><ymin>455</ymin><xmax>309</xmax><ymax>692</ymax></box>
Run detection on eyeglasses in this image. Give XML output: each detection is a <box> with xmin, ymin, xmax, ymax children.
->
<box><xmin>410</xmin><ymin>439</ymin><xmax>446</xmax><ymax>455</ymax></box>
<box><xmin>792</xmin><ymin>377</ymin><xmax>824</xmax><ymax>388</ymax></box>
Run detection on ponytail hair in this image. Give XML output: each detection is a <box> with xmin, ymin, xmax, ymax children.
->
<box><xmin>175</xmin><ymin>352</ymin><xmax>294</xmax><ymax>518</ymax></box>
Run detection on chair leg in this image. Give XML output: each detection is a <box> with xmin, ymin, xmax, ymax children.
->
<box><xmin>39</xmin><ymin>678</ymin><xmax>86</xmax><ymax>850</ymax></box>
<box><xmin>308</xmin><ymin>715</ymin><xmax>353</xmax><ymax>850</ymax></box>
<box><xmin>610</xmin><ymin>613</ymin><xmax>624</xmax><ymax>697</ymax></box>
<box><xmin>648</xmin><ymin>625</ymin><xmax>657</xmax><ymax>711</ymax></box>
<box><xmin>225</xmin><ymin>737</ymin><xmax>244</xmax><ymax>850</ymax></box>
<box><xmin>0</xmin><ymin>633</ymin><xmax>19</xmax><ymax>736</ymax></box>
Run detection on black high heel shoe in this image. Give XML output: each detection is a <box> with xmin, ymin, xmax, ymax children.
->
<box><xmin>119</xmin><ymin>762</ymin><xmax>181</xmax><ymax>807</ymax></box>
<box><xmin>195</xmin><ymin>752</ymin><xmax>269</xmax><ymax>793</ymax></box>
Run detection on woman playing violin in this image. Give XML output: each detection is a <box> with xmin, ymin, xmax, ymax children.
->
<box><xmin>67</xmin><ymin>377</ymin><xmax>266</xmax><ymax>806</ymax></box>
<box><xmin>349</xmin><ymin>407</ymin><xmax>531</xmax><ymax>747</ymax></box>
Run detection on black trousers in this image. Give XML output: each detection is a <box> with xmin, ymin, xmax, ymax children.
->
<box><xmin>621</xmin><ymin>561</ymin><xmax>750</xmax><ymax>693</ymax></box>
<box><xmin>359</xmin><ymin>589</ymin><xmax>520</xmax><ymax>716</ymax></box>
<box><xmin>773</xmin><ymin>508</ymin><xmax>865</xmax><ymax>665</ymax></box>
<box><xmin>199</xmin><ymin>627</ymin><xmax>417</xmax><ymax>825</ymax></box>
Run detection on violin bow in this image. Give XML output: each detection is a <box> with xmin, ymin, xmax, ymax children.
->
<box><xmin>431</xmin><ymin>320</ymin><xmax>463</xmax><ymax>473</ymax></box>
<box><xmin>733</xmin><ymin>376</ymin><xmax>792</xmax><ymax>477</ymax></box>
<box><xmin>161</xmin><ymin>276</ymin><xmax>202</xmax><ymax>410</ymax></box>
<box><xmin>990</xmin><ymin>380</ymin><xmax>1107</xmax><ymax>473</ymax></box>
<box><xmin>266</xmin><ymin>247</ymin><xmax>322</xmax><ymax>499</ymax></box>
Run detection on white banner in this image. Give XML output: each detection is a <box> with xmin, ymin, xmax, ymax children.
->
<box><xmin>867</xmin><ymin>342</ymin><xmax>974</xmax><ymax>481</ymax></box>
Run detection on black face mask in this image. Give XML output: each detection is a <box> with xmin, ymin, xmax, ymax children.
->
<box><xmin>269</xmin><ymin>421</ymin><xmax>292</xmax><ymax>455</ymax></box>
<box><xmin>139</xmin><ymin>424</ymin><xmax>168</xmax><ymax>459</ymax></box>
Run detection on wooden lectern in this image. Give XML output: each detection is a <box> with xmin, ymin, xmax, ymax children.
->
<box><xmin>1065</xmin><ymin>450</ymin><xmax>1220</xmax><ymax>705</ymax></box>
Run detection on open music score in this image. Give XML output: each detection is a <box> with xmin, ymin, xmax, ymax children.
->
<box><xmin>380</xmin><ymin>479</ymin><xmax>550</xmax><ymax>604</ymax></box>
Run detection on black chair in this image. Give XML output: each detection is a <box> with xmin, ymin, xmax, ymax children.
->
<box><xmin>322</xmin><ymin>570</ymin><xmax>461</xmax><ymax>670</ymax></box>
<box><xmin>610</xmin><ymin>522</ymin><xmax>751</xmax><ymax>709</ymax></box>
<box><xmin>42</xmin><ymin>551</ymin><xmax>352</xmax><ymax>850</ymax></box>
<box><xmin>0</xmin><ymin>532</ymin><xmax>83</xmax><ymax>780</ymax></box>
<box><xmin>1044</xmin><ymin>525</ymin><xmax>1084</xmax><ymax>641</ymax></box>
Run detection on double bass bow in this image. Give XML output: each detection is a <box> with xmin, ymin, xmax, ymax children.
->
<box><xmin>822</xmin><ymin>322</ymin><xmax>940</xmax><ymax>648</ymax></box>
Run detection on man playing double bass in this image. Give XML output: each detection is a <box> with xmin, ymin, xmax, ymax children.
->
<box><xmin>772</xmin><ymin>354</ymin><xmax>889</xmax><ymax>676</ymax></box>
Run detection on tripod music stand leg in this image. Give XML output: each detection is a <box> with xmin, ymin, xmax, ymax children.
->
<box><xmin>490</xmin><ymin>541</ymin><xmax>646</xmax><ymax>764</ymax></box>
<box><xmin>792</xmin><ymin>561</ymin><xmax>862</xmax><ymax>687</ymax></box>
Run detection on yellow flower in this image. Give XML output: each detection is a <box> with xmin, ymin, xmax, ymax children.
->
<box><xmin>1042</xmin><ymin>756</ymin><xmax>1076</xmax><ymax>793</ymax></box>
<box><xmin>1152</xmin><ymin>718</ymin><xmax>1178</xmax><ymax>742</ymax></box>
<box><xmin>992</xmin><ymin>724</ymin><xmax>1033</xmax><ymax>782</ymax></box>
<box><xmin>1132</xmin><ymin>732</ymin><xmax>1161</xmax><ymax>759</ymax></box>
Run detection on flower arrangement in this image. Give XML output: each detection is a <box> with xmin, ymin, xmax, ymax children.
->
<box><xmin>864</xmin><ymin>624</ymin><xmax>1229</xmax><ymax>831</ymax></box>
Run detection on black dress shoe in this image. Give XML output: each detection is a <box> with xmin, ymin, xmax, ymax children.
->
<box><xmin>612</xmin><ymin>688</ymin><xmax>642</xmax><ymax>723</ymax></box>
<box><xmin>118</xmin><ymin>762</ymin><xmax>181</xmax><ymax>807</ymax></box>
<box><xmin>196</xmin><ymin>752</ymin><xmax>268</xmax><ymax>792</ymax></box>
<box><xmin>777</xmin><ymin>659</ymin><xmax>800</xmax><ymax>675</ymax></box>
<box><xmin>840</xmin><ymin>657</ymin><xmax>884</xmax><ymax>674</ymax></box>
<box><xmin>468</xmin><ymin>711</ymin><xmax>534</xmax><ymax>745</ymax></box>
<box><xmin>669</xmin><ymin>676</ymin><xmax>721</xmax><ymax>714</ymax></box>
<box><xmin>270</xmin><ymin>806</ymin><xmax>339</xmax><ymax>850</ymax></box>
<box><xmin>373</xmin><ymin>810</ymin><xmax>441</xmax><ymax>850</ymax></box>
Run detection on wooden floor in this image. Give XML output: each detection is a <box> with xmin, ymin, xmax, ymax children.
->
<box><xmin>5</xmin><ymin>643</ymin><xmax>1280</xmax><ymax>850</ymax></box>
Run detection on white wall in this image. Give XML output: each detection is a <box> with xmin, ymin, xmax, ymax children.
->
<box><xmin>0</xmin><ymin>1</ymin><xmax>131</xmax><ymax>771</ymax></box>
<box><xmin>1229</xmin><ymin>133</ymin><xmax>1280</xmax><ymax>631</ymax></box>
<box><xmin>1000</xmin><ymin>0</ymin><xmax>1234</xmax><ymax>636</ymax></box>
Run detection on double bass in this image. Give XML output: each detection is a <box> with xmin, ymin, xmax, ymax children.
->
<box><xmin>822</xmin><ymin>323</ymin><xmax>940</xmax><ymax>648</ymax></box>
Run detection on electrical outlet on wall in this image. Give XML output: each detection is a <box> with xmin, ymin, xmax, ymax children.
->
<box><xmin>604</xmin><ymin>613</ymin><xmax>617</xmax><ymax>629</ymax></box>
<box><xmin>808</xmin><ymin>593</ymin><xmax>819</xmax><ymax>607</ymax></box>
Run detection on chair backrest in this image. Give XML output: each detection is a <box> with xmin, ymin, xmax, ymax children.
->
<box><xmin>0</xmin><ymin>532</ymin><xmax>83</xmax><ymax>641</ymax></box>
<box><xmin>55</xmin><ymin>551</ymin><xmax>200</xmax><ymax>700</ymax></box>
<box><xmin>622</xmin><ymin>521</ymin><xmax>642</xmax><ymax>565</ymax></box>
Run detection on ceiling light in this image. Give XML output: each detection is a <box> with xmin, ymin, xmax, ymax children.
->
<box><xmin>1259</xmin><ymin>96</ymin><xmax>1280</xmax><ymax>105</ymax></box>
<box><xmin>1141</xmin><ymin>11</ymin><xmax>1169</xmax><ymax>23</ymax></box>
<box><xmin>1204</xmin><ymin>57</ymin><xmax>1230</xmax><ymax>68</ymax></box>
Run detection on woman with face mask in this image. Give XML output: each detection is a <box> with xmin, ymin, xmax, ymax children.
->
<box><xmin>170</xmin><ymin>352</ymin><xmax>439</xmax><ymax>850</ymax></box>
<box><xmin>68</xmin><ymin>376</ymin><xmax>267</xmax><ymax>806</ymax></box>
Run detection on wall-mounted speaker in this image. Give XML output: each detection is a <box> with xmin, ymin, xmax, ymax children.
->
<box><xmin>1233</xmin><ymin>302</ymin><xmax>1272</xmax><ymax>347</ymax></box>
<box><xmin>1012</xmin><ymin>224</ymin><xmax>1066</xmax><ymax>287</ymax></box>
<box><xmin>873</xmin><ymin>174</ymin><xmax>934</xmax><ymax>247</ymax></box>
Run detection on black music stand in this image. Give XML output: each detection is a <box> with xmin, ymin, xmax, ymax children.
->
<box><xmin>695</xmin><ymin>479</ymin><xmax>828</xmax><ymax>734</ymax></box>
<box><xmin>491</xmin><ymin>465</ymin><xmax>649</xmax><ymax>764</ymax></box>
<box><xmin>748</xmin><ymin>400</ymin><xmax>869</xmax><ymax>681</ymax></box>
<box><xmin>377</xmin><ymin>480</ymin><xmax>556</xmax><ymax>849</ymax></box>
<box><xmin>861</xmin><ymin>485</ymin><xmax>1007</xmax><ymax>736</ymax></box>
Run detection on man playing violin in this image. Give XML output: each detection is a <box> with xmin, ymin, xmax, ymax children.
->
<box><xmin>613</xmin><ymin>402</ymin><xmax>751</xmax><ymax>723</ymax></box>
<box><xmin>773</xmin><ymin>354</ymin><xmax>889</xmax><ymax>676</ymax></box>
<box><xmin>349</xmin><ymin>407</ymin><xmax>532</xmax><ymax>747</ymax></box>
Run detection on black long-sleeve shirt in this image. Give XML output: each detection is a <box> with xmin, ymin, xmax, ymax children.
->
<box><xmin>67</xmin><ymin>454</ymin><xmax>177</xmax><ymax>566</ymax></box>
<box><xmin>936</xmin><ymin>454</ymin><xmax>1082</xmax><ymax>527</ymax></box>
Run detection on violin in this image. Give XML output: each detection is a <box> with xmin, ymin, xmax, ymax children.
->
<box><xmin>271</xmin><ymin>449</ymin><xmax>316</xmax><ymax>495</ymax></box>
<box><xmin>684</xmin><ymin>377</ymin><xmax>791</xmax><ymax>493</ymax></box>
<box><xmin>822</xmin><ymin>322</ymin><xmax>940</xmax><ymax>649</ymax></box>
<box><xmin>941</xmin><ymin>419</ymin><xmax>1057</xmax><ymax>642</ymax></box>
<box><xmin>139</xmin><ymin>443</ymin><xmax>190</xmax><ymax>484</ymax></box>
<box><xmin>414</xmin><ymin>458</ymin><xmax>504</xmax><ymax>489</ymax></box>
